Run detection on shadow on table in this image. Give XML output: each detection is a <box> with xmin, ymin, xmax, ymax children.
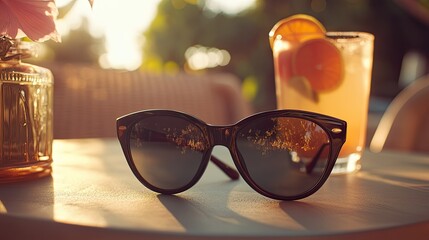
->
<box><xmin>157</xmin><ymin>181</ymin><xmax>290</xmax><ymax>235</ymax></box>
<box><xmin>279</xmin><ymin>157</ymin><xmax>429</xmax><ymax>233</ymax></box>
<box><xmin>0</xmin><ymin>176</ymin><xmax>54</xmax><ymax>218</ymax></box>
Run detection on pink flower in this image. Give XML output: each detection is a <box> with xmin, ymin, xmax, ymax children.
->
<box><xmin>0</xmin><ymin>0</ymin><xmax>61</xmax><ymax>42</ymax></box>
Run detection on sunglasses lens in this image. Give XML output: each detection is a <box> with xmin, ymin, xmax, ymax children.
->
<box><xmin>236</xmin><ymin>116</ymin><xmax>331</xmax><ymax>197</ymax></box>
<box><xmin>128</xmin><ymin>115</ymin><xmax>208</xmax><ymax>191</ymax></box>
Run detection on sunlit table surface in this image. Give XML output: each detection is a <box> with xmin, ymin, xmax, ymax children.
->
<box><xmin>1</xmin><ymin>138</ymin><xmax>428</xmax><ymax>240</ymax></box>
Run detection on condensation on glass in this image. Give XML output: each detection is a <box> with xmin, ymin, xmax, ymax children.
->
<box><xmin>0</xmin><ymin>37</ymin><xmax>53</xmax><ymax>182</ymax></box>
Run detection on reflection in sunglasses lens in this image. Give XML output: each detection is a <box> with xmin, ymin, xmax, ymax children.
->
<box><xmin>129</xmin><ymin>116</ymin><xmax>208</xmax><ymax>190</ymax></box>
<box><xmin>236</xmin><ymin>117</ymin><xmax>331</xmax><ymax>197</ymax></box>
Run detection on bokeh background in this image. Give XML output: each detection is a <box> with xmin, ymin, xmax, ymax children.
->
<box><xmin>37</xmin><ymin>0</ymin><xmax>429</xmax><ymax>111</ymax></box>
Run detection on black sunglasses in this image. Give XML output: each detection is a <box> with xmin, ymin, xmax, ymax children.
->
<box><xmin>117</xmin><ymin>109</ymin><xmax>346</xmax><ymax>200</ymax></box>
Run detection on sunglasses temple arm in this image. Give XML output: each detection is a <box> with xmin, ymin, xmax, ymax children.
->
<box><xmin>305</xmin><ymin>143</ymin><xmax>330</xmax><ymax>174</ymax></box>
<box><xmin>210</xmin><ymin>156</ymin><xmax>240</xmax><ymax>180</ymax></box>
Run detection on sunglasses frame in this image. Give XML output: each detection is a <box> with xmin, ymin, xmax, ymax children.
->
<box><xmin>117</xmin><ymin>109</ymin><xmax>346</xmax><ymax>201</ymax></box>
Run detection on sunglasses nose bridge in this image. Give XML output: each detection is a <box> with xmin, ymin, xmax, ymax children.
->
<box><xmin>209</xmin><ymin>125</ymin><xmax>234</xmax><ymax>147</ymax></box>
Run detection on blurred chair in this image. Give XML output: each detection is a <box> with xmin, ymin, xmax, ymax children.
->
<box><xmin>370</xmin><ymin>75</ymin><xmax>429</xmax><ymax>153</ymax></box>
<box><xmin>51</xmin><ymin>64</ymin><xmax>253</xmax><ymax>139</ymax></box>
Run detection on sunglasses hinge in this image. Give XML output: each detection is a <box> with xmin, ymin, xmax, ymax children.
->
<box><xmin>117</xmin><ymin>125</ymin><xmax>127</xmax><ymax>138</ymax></box>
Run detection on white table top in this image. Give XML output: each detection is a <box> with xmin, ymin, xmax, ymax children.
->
<box><xmin>1</xmin><ymin>138</ymin><xmax>428</xmax><ymax>240</ymax></box>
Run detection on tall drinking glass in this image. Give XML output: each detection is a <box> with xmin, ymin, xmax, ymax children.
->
<box><xmin>273</xmin><ymin>31</ymin><xmax>374</xmax><ymax>174</ymax></box>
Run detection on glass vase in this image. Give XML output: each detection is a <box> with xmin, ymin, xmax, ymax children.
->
<box><xmin>0</xmin><ymin>37</ymin><xmax>53</xmax><ymax>183</ymax></box>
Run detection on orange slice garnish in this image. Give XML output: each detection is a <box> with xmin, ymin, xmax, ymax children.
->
<box><xmin>293</xmin><ymin>38</ymin><xmax>343</xmax><ymax>93</ymax></box>
<box><xmin>269</xmin><ymin>14</ymin><xmax>326</xmax><ymax>48</ymax></box>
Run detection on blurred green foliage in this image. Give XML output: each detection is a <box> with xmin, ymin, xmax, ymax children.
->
<box><xmin>142</xmin><ymin>0</ymin><xmax>429</xmax><ymax>111</ymax></box>
<box><xmin>44</xmin><ymin>19</ymin><xmax>104</xmax><ymax>63</ymax></box>
<box><xmin>38</xmin><ymin>1</ymin><xmax>104</xmax><ymax>65</ymax></box>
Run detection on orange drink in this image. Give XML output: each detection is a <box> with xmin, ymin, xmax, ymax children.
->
<box><xmin>270</xmin><ymin>15</ymin><xmax>374</xmax><ymax>173</ymax></box>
